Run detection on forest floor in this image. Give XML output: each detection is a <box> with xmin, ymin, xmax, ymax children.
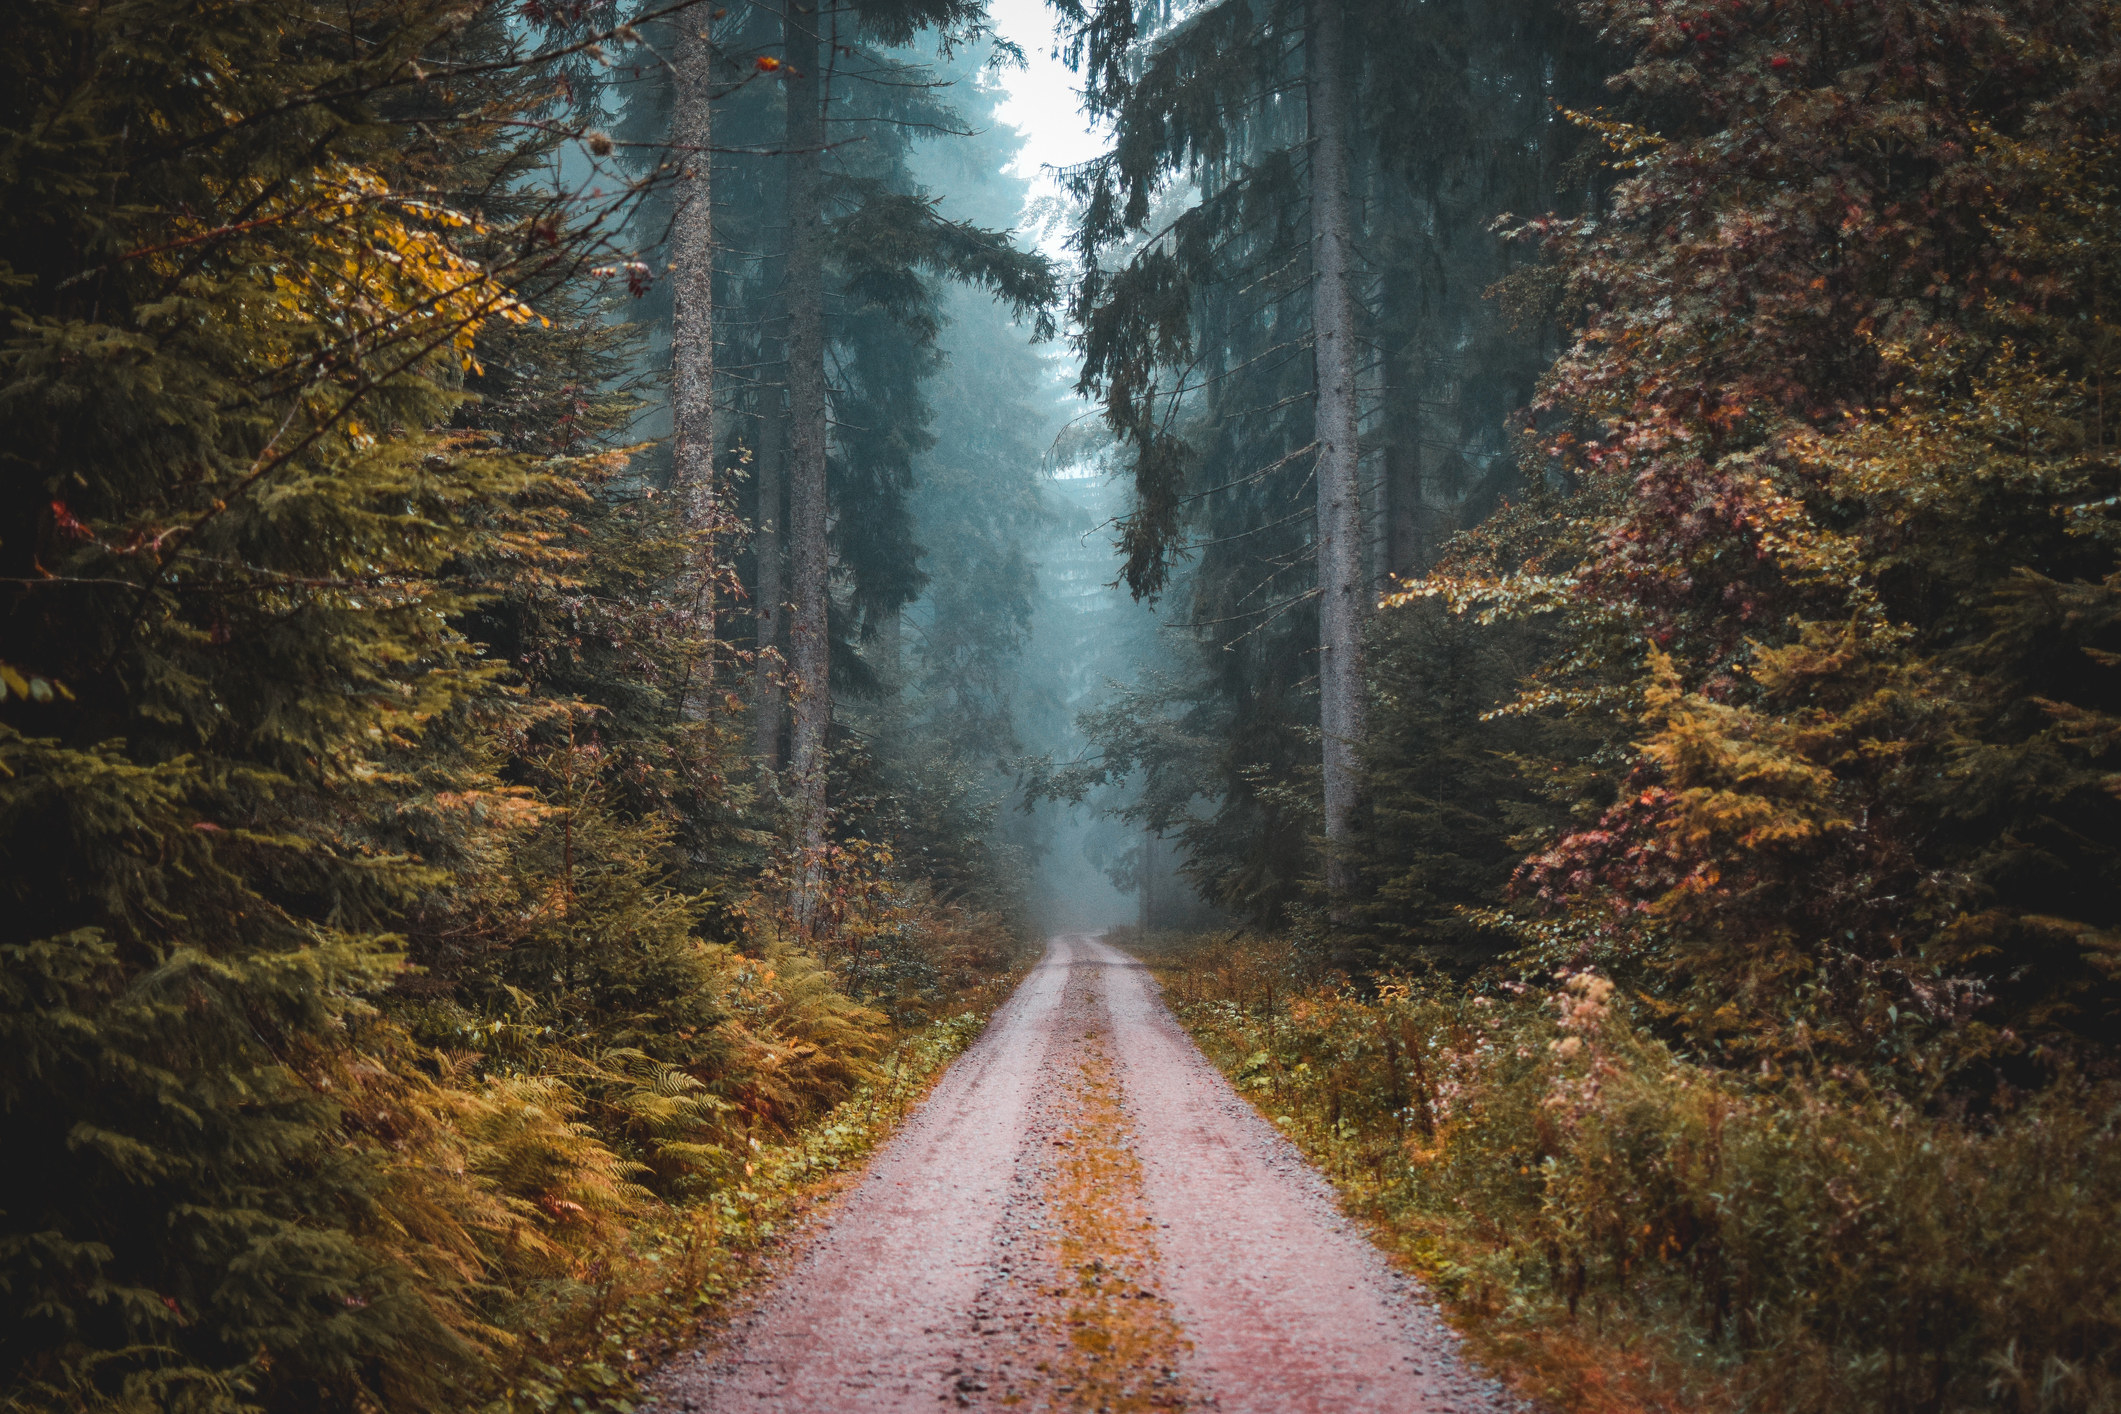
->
<box><xmin>648</xmin><ymin>934</ymin><xmax>1514</xmax><ymax>1413</ymax></box>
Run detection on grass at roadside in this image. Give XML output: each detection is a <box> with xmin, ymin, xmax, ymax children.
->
<box><xmin>487</xmin><ymin>952</ymin><xmax>1029</xmax><ymax>1414</ymax></box>
<box><xmin>1119</xmin><ymin>927</ymin><xmax>2121</xmax><ymax>1414</ymax></box>
<box><xmin>1033</xmin><ymin>1038</ymin><xmax>1195</xmax><ymax>1413</ymax></box>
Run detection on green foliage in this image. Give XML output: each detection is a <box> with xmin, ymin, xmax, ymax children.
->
<box><xmin>1345</xmin><ymin>603</ymin><xmax>1587</xmax><ymax>971</ymax></box>
<box><xmin>441</xmin><ymin>1008</ymin><xmax>993</xmax><ymax>1414</ymax></box>
<box><xmin>1050</xmin><ymin>0</ymin><xmax>1603</xmax><ymax>917</ymax></box>
<box><xmin>1151</xmin><ymin>932</ymin><xmax>2121</xmax><ymax>1414</ymax></box>
<box><xmin>0</xmin><ymin>0</ymin><xmax>554</xmax><ymax>1401</ymax></box>
<box><xmin>0</xmin><ymin>1</ymin><xmax>1026</xmax><ymax>1411</ymax></box>
<box><xmin>642</xmin><ymin>13</ymin><xmax>1053</xmax><ymax>664</ymax></box>
<box><xmin>1401</xmin><ymin>0</ymin><xmax>2121</xmax><ymax>1078</ymax></box>
<box><xmin>815</xmin><ymin>50</ymin><xmax>1065</xmax><ymax>932</ymax></box>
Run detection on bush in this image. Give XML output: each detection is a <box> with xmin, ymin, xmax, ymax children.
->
<box><xmin>1147</xmin><ymin>932</ymin><xmax>2121</xmax><ymax>1414</ymax></box>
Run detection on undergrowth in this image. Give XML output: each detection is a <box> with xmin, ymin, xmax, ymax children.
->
<box><xmin>1125</xmin><ymin>928</ymin><xmax>2121</xmax><ymax>1414</ymax></box>
<box><xmin>443</xmin><ymin>870</ymin><xmax>1030</xmax><ymax>1414</ymax></box>
<box><xmin>481</xmin><ymin>1004</ymin><xmax>999</xmax><ymax>1414</ymax></box>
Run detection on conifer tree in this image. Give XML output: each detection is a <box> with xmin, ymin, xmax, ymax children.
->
<box><xmin>1306</xmin><ymin>0</ymin><xmax>1365</xmax><ymax>899</ymax></box>
<box><xmin>849</xmin><ymin>54</ymin><xmax>1069</xmax><ymax>923</ymax></box>
<box><xmin>661</xmin><ymin>1</ymin><xmax>1052</xmax><ymax>916</ymax></box>
<box><xmin>1050</xmin><ymin>0</ymin><xmax>1594</xmax><ymax>918</ymax></box>
<box><xmin>0</xmin><ymin>0</ymin><xmax>842</xmax><ymax>1404</ymax></box>
<box><xmin>0</xmin><ymin>0</ymin><xmax>614</xmax><ymax>1403</ymax></box>
<box><xmin>782</xmin><ymin>0</ymin><xmax>834</xmax><ymax>881</ymax></box>
<box><xmin>1415</xmin><ymin>0</ymin><xmax>2121</xmax><ymax>1073</ymax></box>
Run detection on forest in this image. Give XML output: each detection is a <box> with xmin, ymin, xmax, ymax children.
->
<box><xmin>2</xmin><ymin>0</ymin><xmax>2117</xmax><ymax>1407</ymax></box>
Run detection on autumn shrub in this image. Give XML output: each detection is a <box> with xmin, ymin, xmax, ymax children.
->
<box><xmin>458</xmin><ymin>851</ymin><xmax>1022</xmax><ymax>1414</ymax></box>
<box><xmin>456</xmin><ymin>1006</ymin><xmax>996</xmax><ymax>1414</ymax></box>
<box><xmin>1148</xmin><ymin>931</ymin><xmax>2121</xmax><ymax>1414</ymax></box>
<box><xmin>308</xmin><ymin>872</ymin><xmax>1014</xmax><ymax>1414</ymax></box>
<box><xmin>1403</xmin><ymin>0</ymin><xmax>2121</xmax><ymax>1080</ymax></box>
<box><xmin>0</xmin><ymin>0</ymin><xmax>1036</xmax><ymax>1407</ymax></box>
<box><xmin>749</xmin><ymin>837</ymin><xmax>1026</xmax><ymax>1028</ymax></box>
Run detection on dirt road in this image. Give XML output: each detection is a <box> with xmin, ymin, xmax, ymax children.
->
<box><xmin>652</xmin><ymin>935</ymin><xmax>1513</xmax><ymax>1413</ymax></box>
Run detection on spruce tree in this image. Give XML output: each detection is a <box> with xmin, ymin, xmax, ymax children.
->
<box><xmin>0</xmin><ymin>0</ymin><xmax>789</xmax><ymax>1404</ymax></box>
<box><xmin>1422</xmin><ymin>0</ymin><xmax>2121</xmax><ymax>1074</ymax></box>
<box><xmin>1306</xmin><ymin>0</ymin><xmax>1366</xmax><ymax>900</ymax></box>
<box><xmin>0</xmin><ymin>0</ymin><xmax>558</xmax><ymax>1404</ymax></box>
<box><xmin>671</xmin><ymin>16</ymin><xmax>722</xmax><ymax>715</ymax></box>
<box><xmin>645</xmin><ymin>2</ymin><xmax>1052</xmax><ymax>919</ymax></box>
<box><xmin>1050</xmin><ymin>0</ymin><xmax>1595</xmax><ymax>919</ymax></box>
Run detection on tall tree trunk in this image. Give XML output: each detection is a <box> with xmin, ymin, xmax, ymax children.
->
<box><xmin>1307</xmin><ymin>0</ymin><xmax>1365</xmax><ymax>903</ymax></box>
<box><xmin>671</xmin><ymin>16</ymin><xmax>717</xmax><ymax>714</ymax></box>
<box><xmin>1139</xmin><ymin>830</ymin><xmax>1154</xmax><ymax>933</ymax></box>
<box><xmin>1384</xmin><ymin>438</ymin><xmax>1421</xmax><ymax>583</ymax></box>
<box><xmin>753</xmin><ymin>382</ymin><xmax>786</xmax><ymax>770</ymax></box>
<box><xmin>783</xmin><ymin>0</ymin><xmax>831</xmax><ymax>903</ymax></box>
<box><xmin>1383</xmin><ymin>342</ymin><xmax>1423</xmax><ymax>583</ymax></box>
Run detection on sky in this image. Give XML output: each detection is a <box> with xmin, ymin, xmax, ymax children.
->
<box><xmin>982</xmin><ymin>0</ymin><xmax>1109</xmax><ymax>239</ymax></box>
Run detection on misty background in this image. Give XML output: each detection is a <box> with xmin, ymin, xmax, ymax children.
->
<box><xmin>607</xmin><ymin>21</ymin><xmax>1226</xmax><ymax>937</ymax></box>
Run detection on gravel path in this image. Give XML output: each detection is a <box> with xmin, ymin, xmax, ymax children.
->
<box><xmin>650</xmin><ymin>934</ymin><xmax>1514</xmax><ymax>1413</ymax></box>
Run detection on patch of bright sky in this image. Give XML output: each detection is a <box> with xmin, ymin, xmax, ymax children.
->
<box><xmin>963</xmin><ymin>0</ymin><xmax>1120</xmax><ymax>472</ymax></box>
<box><xmin>982</xmin><ymin>0</ymin><xmax>1109</xmax><ymax>252</ymax></box>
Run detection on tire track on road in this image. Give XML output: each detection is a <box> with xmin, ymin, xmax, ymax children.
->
<box><xmin>651</xmin><ymin>935</ymin><xmax>1511</xmax><ymax>1414</ymax></box>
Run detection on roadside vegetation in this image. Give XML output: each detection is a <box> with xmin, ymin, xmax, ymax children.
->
<box><xmin>1131</xmin><ymin>927</ymin><xmax>2121</xmax><ymax>1414</ymax></box>
<box><xmin>0</xmin><ymin>1</ymin><xmax>1035</xmax><ymax>1411</ymax></box>
<box><xmin>469</xmin><ymin>997</ymin><xmax>1007</xmax><ymax>1414</ymax></box>
<box><xmin>1062</xmin><ymin>0</ymin><xmax>2121</xmax><ymax>1405</ymax></box>
<box><xmin>10</xmin><ymin>0</ymin><xmax>2121</xmax><ymax>1404</ymax></box>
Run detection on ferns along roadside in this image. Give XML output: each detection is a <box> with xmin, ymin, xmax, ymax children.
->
<box><xmin>0</xmin><ymin>3</ymin><xmax>1019</xmax><ymax>1413</ymax></box>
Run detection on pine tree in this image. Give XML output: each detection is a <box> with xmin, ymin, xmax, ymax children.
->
<box><xmin>782</xmin><ymin>0</ymin><xmax>835</xmax><ymax>886</ymax></box>
<box><xmin>1050</xmin><ymin>0</ymin><xmax>1595</xmax><ymax>919</ymax></box>
<box><xmin>1345</xmin><ymin>602</ymin><xmax>1585</xmax><ymax>970</ymax></box>
<box><xmin>1417</xmin><ymin>0</ymin><xmax>2121</xmax><ymax>1074</ymax></box>
<box><xmin>659</xmin><ymin>3</ymin><xmax>1052</xmax><ymax>921</ymax></box>
<box><xmin>1306</xmin><ymin>0</ymin><xmax>1366</xmax><ymax>900</ymax></box>
<box><xmin>0</xmin><ymin>0</ymin><xmax>827</xmax><ymax>1403</ymax></box>
<box><xmin>671</xmin><ymin>16</ymin><xmax>722</xmax><ymax>716</ymax></box>
<box><xmin>0</xmin><ymin>0</ymin><xmax>568</xmax><ymax>1404</ymax></box>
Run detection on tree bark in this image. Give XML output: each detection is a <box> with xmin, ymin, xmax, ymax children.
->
<box><xmin>1139</xmin><ymin>831</ymin><xmax>1154</xmax><ymax>933</ymax></box>
<box><xmin>753</xmin><ymin>383</ymin><xmax>786</xmax><ymax>770</ymax></box>
<box><xmin>1384</xmin><ymin>438</ymin><xmax>1421</xmax><ymax>583</ymax></box>
<box><xmin>671</xmin><ymin>15</ymin><xmax>717</xmax><ymax>714</ymax></box>
<box><xmin>1383</xmin><ymin>342</ymin><xmax>1423</xmax><ymax>583</ymax></box>
<box><xmin>1307</xmin><ymin>0</ymin><xmax>1365</xmax><ymax>903</ymax></box>
<box><xmin>783</xmin><ymin>0</ymin><xmax>831</xmax><ymax>896</ymax></box>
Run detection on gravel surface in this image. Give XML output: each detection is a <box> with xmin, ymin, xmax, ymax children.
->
<box><xmin>649</xmin><ymin>934</ymin><xmax>1515</xmax><ymax>1413</ymax></box>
